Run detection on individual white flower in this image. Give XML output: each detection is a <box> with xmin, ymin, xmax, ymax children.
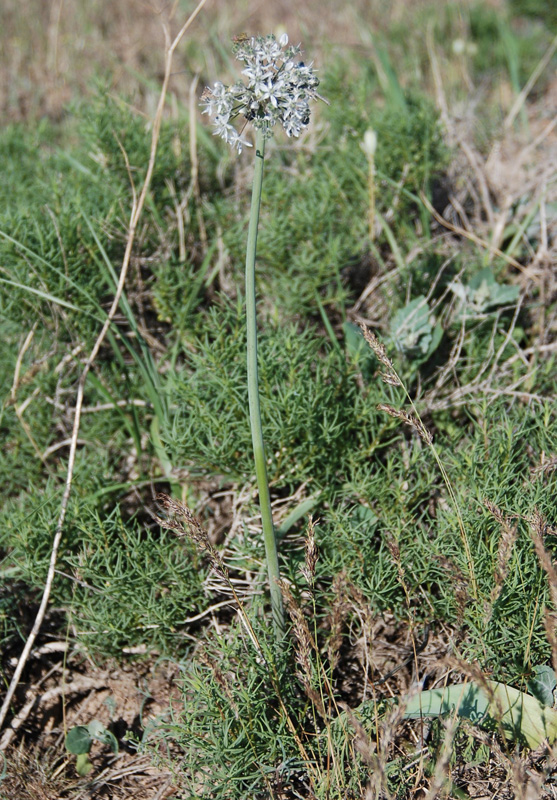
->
<box><xmin>227</xmin><ymin>128</ymin><xmax>253</xmax><ymax>154</ymax></box>
<box><xmin>200</xmin><ymin>33</ymin><xmax>323</xmax><ymax>152</ymax></box>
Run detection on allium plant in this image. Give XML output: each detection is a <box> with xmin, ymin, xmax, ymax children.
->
<box><xmin>201</xmin><ymin>33</ymin><xmax>320</xmax><ymax>152</ymax></box>
<box><xmin>201</xmin><ymin>35</ymin><xmax>321</xmax><ymax>639</ymax></box>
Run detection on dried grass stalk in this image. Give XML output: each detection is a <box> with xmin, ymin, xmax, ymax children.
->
<box><xmin>359</xmin><ymin>324</ymin><xmax>402</xmax><ymax>387</ymax></box>
<box><xmin>483</xmin><ymin>499</ymin><xmax>518</xmax><ymax>624</ymax></box>
<box><xmin>300</xmin><ymin>515</ymin><xmax>319</xmax><ymax>586</ymax></box>
<box><xmin>327</xmin><ymin>571</ymin><xmax>350</xmax><ymax>672</ymax></box>
<box><xmin>156</xmin><ymin>493</ymin><xmax>227</xmax><ymax>579</ymax></box>
<box><xmin>377</xmin><ymin>403</ymin><xmax>433</xmax><ymax>445</ymax></box>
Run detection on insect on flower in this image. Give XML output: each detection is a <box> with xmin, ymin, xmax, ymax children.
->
<box><xmin>200</xmin><ymin>33</ymin><xmax>325</xmax><ymax>153</ymax></box>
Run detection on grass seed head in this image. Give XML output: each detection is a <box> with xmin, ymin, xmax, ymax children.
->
<box><xmin>277</xmin><ymin>578</ymin><xmax>315</xmax><ymax>687</ymax></box>
<box><xmin>155</xmin><ymin>493</ymin><xmax>227</xmax><ymax>579</ymax></box>
<box><xmin>300</xmin><ymin>515</ymin><xmax>318</xmax><ymax>586</ymax></box>
<box><xmin>359</xmin><ymin>324</ymin><xmax>402</xmax><ymax>387</ymax></box>
<box><xmin>376</xmin><ymin>403</ymin><xmax>433</xmax><ymax>445</ymax></box>
<box><xmin>483</xmin><ymin>498</ymin><xmax>518</xmax><ymax>622</ymax></box>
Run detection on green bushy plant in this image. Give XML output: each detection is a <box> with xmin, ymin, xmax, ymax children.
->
<box><xmin>165</xmin><ymin>302</ymin><xmax>377</xmax><ymax>489</ymax></box>
<box><xmin>0</xmin><ymin>488</ymin><xmax>205</xmax><ymax>655</ymax></box>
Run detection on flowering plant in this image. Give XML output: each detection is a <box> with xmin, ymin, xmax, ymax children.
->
<box><xmin>199</xmin><ymin>34</ymin><xmax>322</xmax><ymax>639</ymax></box>
<box><xmin>201</xmin><ymin>33</ymin><xmax>321</xmax><ymax>152</ymax></box>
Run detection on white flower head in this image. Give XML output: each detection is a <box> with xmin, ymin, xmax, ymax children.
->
<box><xmin>200</xmin><ymin>33</ymin><xmax>322</xmax><ymax>153</ymax></box>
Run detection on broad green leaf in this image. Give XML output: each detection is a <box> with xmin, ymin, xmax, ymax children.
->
<box><xmin>450</xmin><ymin>268</ymin><xmax>520</xmax><ymax>317</ymax></box>
<box><xmin>528</xmin><ymin>666</ymin><xmax>557</xmax><ymax>708</ymax></box>
<box><xmin>65</xmin><ymin>725</ymin><xmax>92</xmax><ymax>755</ymax></box>
<box><xmin>467</xmin><ymin>267</ymin><xmax>497</xmax><ymax>292</ymax></box>
<box><xmin>404</xmin><ymin>681</ymin><xmax>557</xmax><ymax>749</ymax></box>
<box><xmin>390</xmin><ymin>296</ymin><xmax>433</xmax><ymax>356</ymax></box>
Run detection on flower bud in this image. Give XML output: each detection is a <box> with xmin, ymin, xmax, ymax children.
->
<box><xmin>361</xmin><ymin>128</ymin><xmax>377</xmax><ymax>158</ymax></box>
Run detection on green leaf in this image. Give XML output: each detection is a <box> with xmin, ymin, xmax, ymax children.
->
<box><xmin>425</xmin><ymin>323</ymin><xmax>443</xmax><ymax>360</ymax></box>
<box><xmin>467</xmin><ymin>267</ymin><xmax>497</xmax><ymax>292</ymax></box>
<box><xmin>277</xmin><ymin>494</ymin><xmax>321</xmax><ymax>537</ymax></box>
<box><xmin>390</xmin><ymin>296</ymin><xmax>433</xmax><ymax>357</ymax></box>
<box><xmin>343</xmin><ymin>321</ymin><xmax>369</xmax><ymax>361</ymax></box>
<box><xmin>0</xmin><ymin>278</ymin><xmax>82</xmax><ymax>312</ymax></box>
<box><xmin>351</xmin><ymin>503</ymin><xmax>379</xmax><ymax>527</ymax></box>
<box><xmin>528</xmin><ymin>666</ymin><xmax>557</xmax><ymax>708</ymax></box>
<box><xmin>450</xmin><ymin>268</ymin><xmax>520</xmax><ymax>317</ymax></box>
<box><xmin>87</xmin><ymin>720</ymin><xmax>119</xmax><ymax>754</ymax></box>
<box><xmin>65</xmin><ymin>725</ymin><xmax>92</xmax><ymax>755</ymax></box>
<box><xmin>404</xmin><ymin>680</ymin><xmax>557</xmax><ymax>749</ymax></box>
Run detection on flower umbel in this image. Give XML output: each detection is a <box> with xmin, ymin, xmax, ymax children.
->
<box><xmin>201</xmin><ymin>33</ymin><xmax>321</xmax><ymax>152</ymax></box>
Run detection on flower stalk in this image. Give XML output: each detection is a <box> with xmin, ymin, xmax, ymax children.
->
<box><xmin>245</xmin><ymin>128</ymin><xmax>284</xmax><ymax>637</ymax></box>
<box><xmin>361</xmin><ymin>128</ymin><xmax>377</xmax><ymax>242</ymax></box>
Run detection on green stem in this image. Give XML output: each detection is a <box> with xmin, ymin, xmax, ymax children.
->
<box><xmin>245</xmin><ymin>128</ymin><xmax>284</xmax><ymax>638</ymax></box>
